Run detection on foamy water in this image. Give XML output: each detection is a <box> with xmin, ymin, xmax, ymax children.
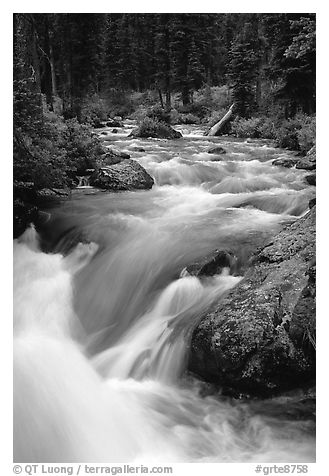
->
<box><xmin>13</xmin><ymin>127</ymin><xmax>315</xmax><ymax>463</ymax></box>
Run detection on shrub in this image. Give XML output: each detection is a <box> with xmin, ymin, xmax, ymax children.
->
<box><xmin>146</xmin><ymin>105</ymin><xmax>171</xmax><ymax>124</ymax></box>
<box><xmin>176</xmin><ymin>102</ymin><xmax>210</xmax><ymax>120</ymax></box>
<box><xmin>106</xmin><ymin>89</ymin><xmax>134</xmax><ymax>118</ymax></box>
<box><xmin>131</xmin><ymin>117</ymin><xmax>181</xmax><ymax>139</ymax></box>
<box><xmin>178</xmin><ymin>113</ymin><xmax>200</xmax><ymax>124</ymax></box>
<box><xmin>296</xmin><ymin>114</ymin><xmax>316</xmax><ymax>154</ymax></box>
<box><xmin>14</xmin><ymin>113</ymin><xmax>103</xmax><ymax>189</ymax></box>
<box><xmin>60</xmin><ymin>119</ymin><xmax>103</xmax><ymax>174</ymax></box>
<box><xmin>206</xmin><ymin>108</ymin><xmax>230</xmax><ymax>127</ymax></box>
<box><xmin>274</xmin><ymin>114</ymin><xmax>315</xmax><ymax>152</ymax></box>
<box><xmin>257</xmin><ymin>118</ymin><xmax>277</xmax><ymax>139</ymax></box>
<box><xmin>230</xmin><ymin>117</ymin><xmax>263</xmax><ymax>138</ymax></box>
<box><xmin>80</xmin><ymin>94</ymin><xmax>109</xmax><ymax>126</ymax></box>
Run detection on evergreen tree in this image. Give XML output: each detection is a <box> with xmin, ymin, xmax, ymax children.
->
<box><xmin>228</xmin><ymin>20</ymin><xmax>260</xmax><ymax>117</ymax></box>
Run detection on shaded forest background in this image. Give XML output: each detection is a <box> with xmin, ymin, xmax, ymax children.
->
<box><xmin>13</xmin><ymin>13</ymin><xmax>315</xmax><ymax>192</ymax></box>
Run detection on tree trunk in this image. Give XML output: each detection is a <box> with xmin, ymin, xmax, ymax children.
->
<box><xmin>206</xmin><ymin>104</ymin><xmax>235</xmax><ymax>136</ymax></box>
<box><xmin>182</xmin><ymin>85</ymin><xmax>190</xmax><ymax>106</ymax></box>
<box><xmin>49</xmin><ymin>42</ymin><xmax>57</xmax><ymax>97</ymax></box>
<box><xmin>158</xmin><ymin>89</ymin><xmax>164</xmax><ymax>109</ymax></box>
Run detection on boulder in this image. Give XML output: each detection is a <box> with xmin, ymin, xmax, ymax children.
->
<box><xmin>90</xmin><ymin>159</ymin><xmax>154</xmax><ymax>191</ymax></box>
<box><xmin>305</xmin><ymin>174</ymin><xmax>316</xmax><ymax>186</ymax></box>
<box><xmin>106</xmin><ymin>119</ymin><xmax>123</xmax><ymax>128</ymax></box>
<box><xmin>186</xmin><ymin>250</ymin><xmax>238</xmax><ymax>277</ymax></box>
<box><xmin>14</xmin><ymin>197</ymin><xmax>39</xmax><ymax>239</ymax></box>
<box><xmin>102</xmin><ymin>148</ymin><xmax>130</xmax><ymax>165</ymax></box>
<box><xmin>112</xmin><ymin>129</ymin><xmax>118</xmax><ymax>133</ymax></box>
<box><xmin>309</xmin><ymin>198</ymin><xmax>316</xmax><ymax>209</ymax></box>
<box><xmin>207</xmin><ymin>146</ymin><xmax>227</xmax><ymax>155</ymax></box>
<box><xmin>296</xmin><ymin>145</ymin><xmax>316</xmax><ymax>171</ymax></box>
<box><xmin>272</xmin><ymin>157</ymin><xmax>299</xmax><ymax>168</ymax></box>
<box><xmin>129</xmin><ymin>120</ymin><xmax>182</xmax><ymax>139</ymax></box>
<box><xmin>189</xmin><ymin>207</ymin><xmax>316</xmax><ymax>397</ymax></box>
<box><xmin>131</xmin><ymin>147</ymin><xmax>146</xmax><ymax>153</ymax></box>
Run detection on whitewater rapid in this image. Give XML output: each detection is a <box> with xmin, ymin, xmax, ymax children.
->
<box><xmin>14</xmin><ymin>128</ymin><xmax>315</xmax><ymax>463</ymax></box>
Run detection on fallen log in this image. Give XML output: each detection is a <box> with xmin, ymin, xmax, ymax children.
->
<box><xmin>206</xmin><ymin>103</ymin><xmax>235</xmax><ymax>136</ymax></box>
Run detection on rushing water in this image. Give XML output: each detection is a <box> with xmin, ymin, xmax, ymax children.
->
<box><xmin>14</xmin><ymin>125</ymin><xmax>316</xmax><ymax>463</ymax></box>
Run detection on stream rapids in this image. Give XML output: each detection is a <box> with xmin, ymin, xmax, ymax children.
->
<box><xmin>13</xmin><ymin>124</ymin><xmax>316</xmax><ymax>463</ymax></box>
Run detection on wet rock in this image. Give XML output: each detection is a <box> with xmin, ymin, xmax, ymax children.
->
<box><xmin>189</xmin><ymin>207</ymin><xmax>316</xmax><ymax>397</ymax></box>
<box><xmin>102</xmin><ymin>148</ymin><xmax>130</xmax><ymax>165</ymax></box>
<box><xmin>106</xmin><ymin>119</ymin><xmax>123</xmax><ymax>128</ymax></box>
<box><xmin>309</xmin><ymin>198</ymin><xmax>316</xmax><ymax>209</ymax></box>
<box><xmin>90</xmin><ymin>159</ymin><xmax>154</xmax><ymax>191</ymax></box>
<box><xmin>13</xmin><ymin>197</ymin><xmax>39</xmax><ymax>238</ymax></box>
<box><xmin>13</xmin><ymin>183</ymin><xmax>70</xmax><ymax>238</ymax></box>
<box><xmin>186</xmin><ymin>250</ymin><xmax>238</xmax><ymax>277</ymax></box>
<box><xmin>207</xmin><ymin>147</ymin><xmax>227</xmax><ymax>155</ymax></box>
<box><xmin>129</xmin><ymin>122</ymin><xmax>182</xmax><ymax>139</ymax></box>
<box><xmin>131</xmin><ymin>147</ymin><xmax>146</xmax><ymax>153</ymax></box>
<box><xmin>35</xmin><ymin>188</ymin><xmax>70</xmax><ymax>200</ymax></box>
<box><xmin>296</xmin><ymin>160</ymin><xmax>316</xmax><ymax>171</ymax></box>
<box><xmin>296</xmin><ymin>145</ymin><xmax>316</xmax><ymax>171</ymax></box>
<box><xmin>305</xmin><ymin>174</ymin><xmax>316</xmax><ymax>186</ymax></box>
<box><xmin>93</xmin><ymin>121</ymin><xmax>106</xmax><ymax>129</ymax></box>
<box><xmin>272</xmin><ymin>157</ymin><xmax>299</xmax><ymax>168</ymax></box>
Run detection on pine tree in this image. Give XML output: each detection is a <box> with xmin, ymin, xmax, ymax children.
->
<box><xmin>228</xmin><ymin>20</ymin><xmax>260</xmax><ymax>117</ymax></box>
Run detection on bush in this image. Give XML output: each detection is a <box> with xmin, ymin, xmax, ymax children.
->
<box><xmin>176</xmin><ymin>102</ymin><xmax>210</xmax><ymax>120</ymax></box>
<box><xmin>14</xmin><ymin>112</ymin><xmax>103</xmax><ymax>189</ymax></box>
<box><xmin>229</xmin><ymin>113</ymin><xmax>315</xmax><ymax>152</ymax></box>
<box><xmin>257</xmin><ymin>118</ymin><xmax>277</xmax><ymax>139</ymax></box>
<box><xmin>106</xmin><ymin>89</ymin><xmax>134</xmax><ymax>118</ymax></box>
<box><xmin>130</xmin><ymin>117</ymin><xmax>181</xmax><ymax>139</ymax></box>
<box><xmin>206</xmin><ymin>108</ymin><xmax>230</xmax><ymax>127</ymax></box>
<box><xmin>146</xmin><ymin>105</ymin><xmax>171</xmax><ymax>124</ymax></box>
<box><xmin>275</xmin><ymin>114</ymin><xmax>315</xmax><ymax>152</ymax></box>
<box><xmin>296</xmin><ymin>115</ymin><xmax>316</xmax><ymax>154</ymax></box>
<box><xmin>177</xmin><ymin>113</ymin><xmax>200</xmax><ymax>124</ymax></box>
<box><xmin>230</xmin><ymin>117</ymin><xmax>263</xmax><ymax>138</ymax></box>
<box><xmin>60</xmin><ymin>119</ymin><xmax>103</xmax><ymax>174</ymax></box>
<box><xmin>80</xmin><ymin>94</ymin><xmax>109</xmax><ymax>126</ymax></box>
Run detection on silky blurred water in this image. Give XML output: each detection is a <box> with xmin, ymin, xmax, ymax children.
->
<box><xmin>14</xmin><ymin>126</ymin><xmax>315</xmax><ymax>463</ymax></box>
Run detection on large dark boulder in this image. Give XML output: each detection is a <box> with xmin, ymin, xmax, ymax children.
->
<box><xmin>296</xmin><ymin>145</ymin><xmax>316</xmax><ymax>171</ymax></box>
<box><xmin>106</xmin><ymin>119</ymin><xmax>123</xmax><ymax>128</ymax></box>
<box><xmin>186</xmin><ymin>250</ymin><xmax>238</xmax><ymax>277</ymax></box>
<box><xmin>14</xmin><ymin>197</ymin><xmax>39</xmax><ymax>238</ymax></box>
<box><xmin>13</xmin><ymin>183</ymin><xmax>70</xmax><ymax>238</ymax></box>
<box><xmin>101</xmin><ymin>148</ymin><xmax>130</xmax><ymax>165</ymax></box>
<box><xmin>207</xmin><ymin>146</ymin><xmax>227</xmax><ymax>155</ymax></box>
<box><xmin>90</xmin><ymin>159</ymin><xmax>154</xmax><ymax>191</ymax></box>
<box><xmin>189</xmin><ymin>207</ymin><xmax>316</xmax><ymax>397</ymax></box>
<box><xmin>272</xmin><ymin>157</ymin><xmax>299</xmax><ymax>168</ymax></box>
<box><xmin>129</xmin><ymin>119</ymin><xmax>182</xmax><ymax>139</ymax></box>
<box><xmin>305</xmin><ymin>174</ymin><xmax>316</xmax><ymax>186</ymax></box>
